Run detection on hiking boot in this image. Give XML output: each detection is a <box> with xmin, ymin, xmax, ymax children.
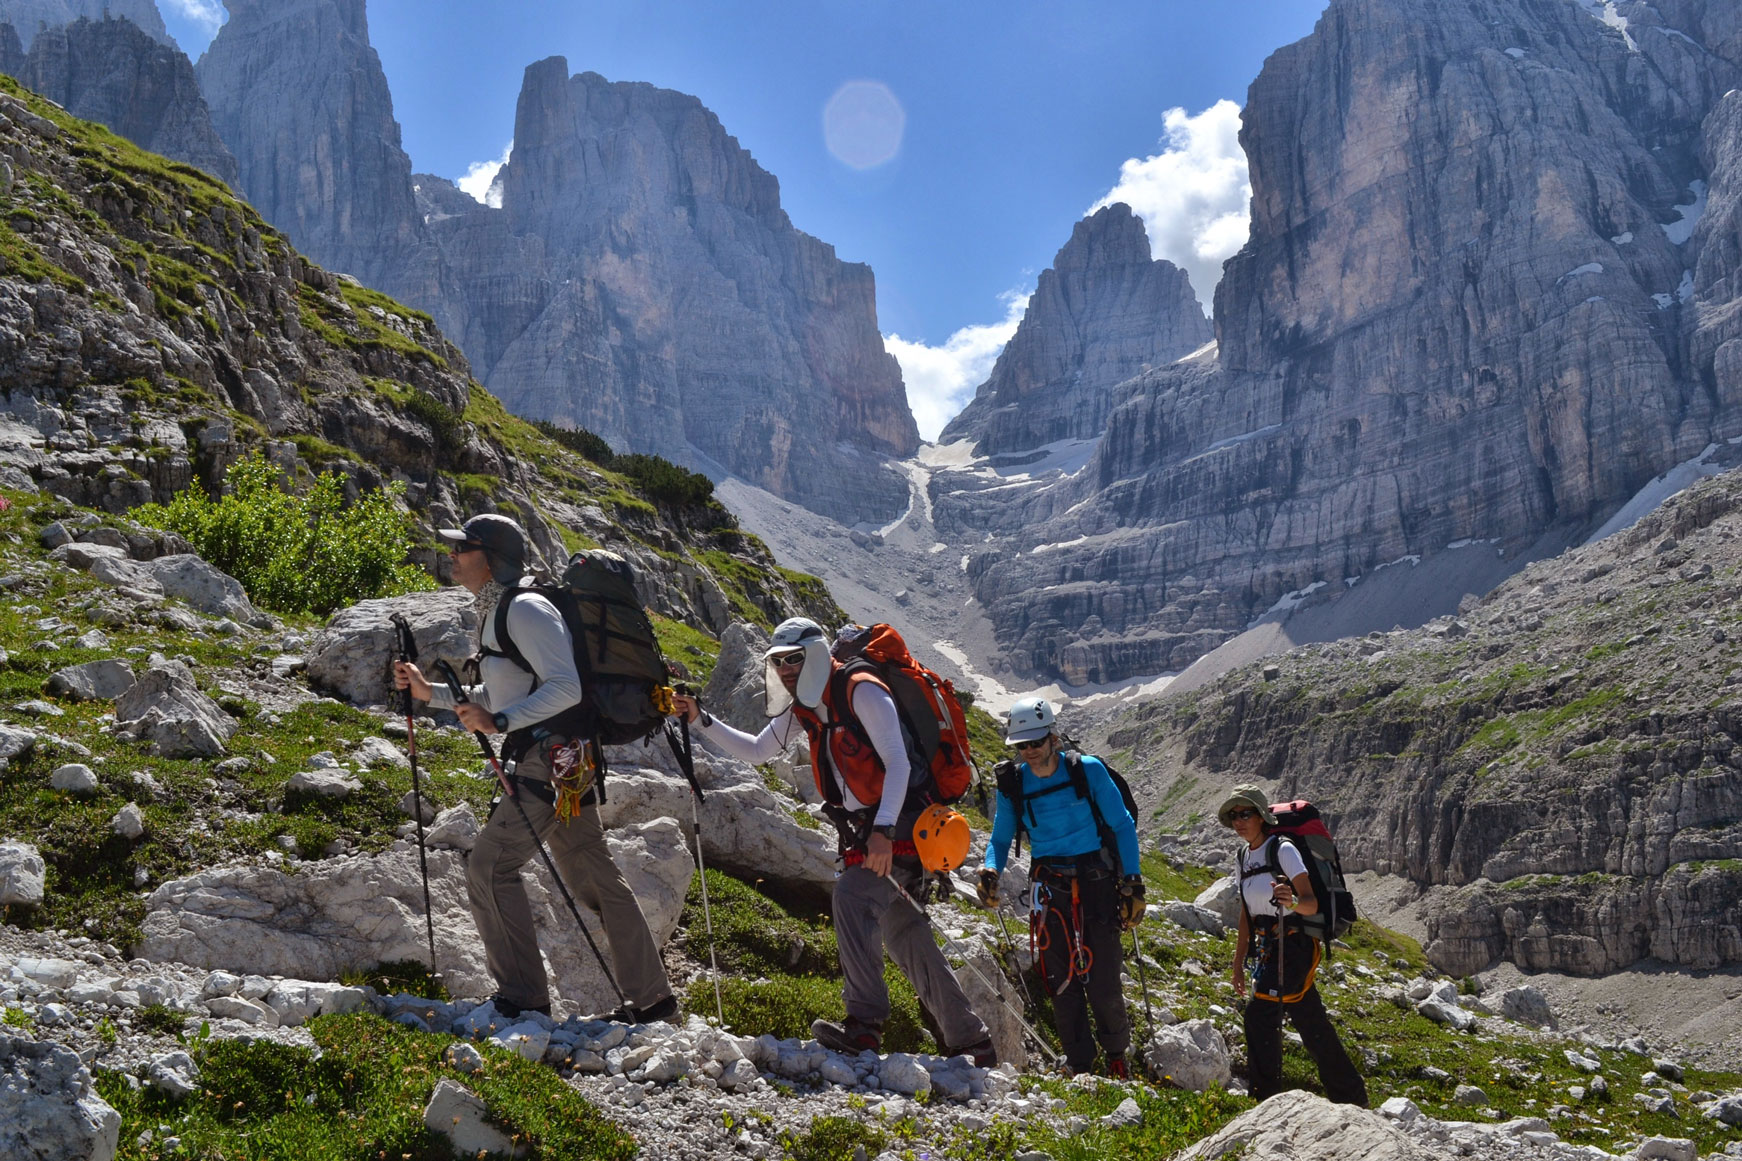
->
<box><xmin>488</xmin><ymin>993</ymin><xmax>550</xmax><ymax>1020</ymax></box>
<box><xmin>1104</xmin><ymin>1054</ymin><xmax>1131</xmax><ymax>1080</ymax></box>
<box><xmin>811</xmin><ymin>1017</ymin><xmax>882</xmax><ymax>1054</ymax></box>
<box><xmin>947</xmin><ymin>1036</ymin><xmax>997</xmax><ymax>1068</ymax></box>
<box><xmin>587</xmin><ymin>995</ymin><xmax>681</xmax><ymax>1025</ymax></box>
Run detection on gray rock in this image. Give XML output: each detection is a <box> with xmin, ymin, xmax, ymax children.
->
<box><xmin>0</xmin><ymin>1032</ymin><xmax>121</xmax><ymax>1161</ymax></box>
<box><xmin>1704</xmin><ymin>1093</ymin><xmax>1742</xmax><ymax>1126</ymax></box>
<box><xmin>1633</xmin><ymin>1137</ymin><xmax>1696</xmax><ymax>1161</ymax></box>
<box><xmin>1416</xmin><ymin>997</ymin><xmax>1476</xmax><ymax>1032</ymax></box>
<box><xmin>1192</xmin><ymin>876</ymin><xmax>1242</xmax><ymax>930</ymax></box>
<box><xmin>49</xmin><ymin>763</ymin><xmax>99</xmax><ymax>793</ymax></box>
<box><xmin>305</xmin><ymin>589</ymin><xmax>477</xmax><ymax>706</ymax></box>
<box><xmin>145</xmin><ymin>1051</ymin><xmax>199</xmax><ymax>1099</ymax></box>
<box><xmin>1141</xmin><ymin>1018</ymin><xmax>1231</xmax><ymax>1092</ymax></box>
<box><xmin>876</xmin><ymin>1053</ymin><xmax>931</xmax><ymax>1097</ymax></box>
<box><xmin>444</xmin><ymin>1042</ymin><xmax>485</xmax><ymax>1074</ymax></box>
<box><xmin>397</xmin><ymin>789</ymin><xmax>434</xmax><ymax>823</ymax></box>
<box><xmin>1495</xmin><ymin>985</ymin><xmax>1556</xmax><ymax>1028</ymax></box>
<box><xmin>1651</xmin><ymin>1058</ymin><xmax>1684</xmax><ymax>1083</ymax></box>
<box><xmin>113</xmin><ymin>660</ymin><xmax>236</xmax><ymax>758</ymax></box>
<box><xmin>1104</xmin><ymin>1096</ymin><xmax>1143</xmax><ymax>1127</ymax></box>
<box><xmin>356</xmin><ymin>736</ymin><xmax>410</xmax><ymax>770</ymax></box>
<box><xmin>285</xmin><ymin>769</ymin><xmax>361</xmax><ymax>799</ymax></box>
<box><xmin>47</xmin><ymin>659</ymin><xmax>135</xmax><ymax>702</ymax></box>
<box><xmin>1161</xmin><ymin>900</ymin><xmax>1227</xmax><ymax>936</ymax></box>
<box><xmin>422</xmin><ymin>1078</ymin><xmax>514</xmax><ymax>1158</ymax></box>
<box><xmin>38</xmin><ymin>520</ymin><xmax>72</xmax><ymax>549</ymax></box>
<box><xmin>1453</xmin><ymin>1084</ymin><xmax>1487</xmax><ymax>1106</ymax></box>
<box><xmin>942</xmin><ymin>204</ymin><xmax>1212</xmax><ymax>453</ymax></box>
<box><xmin>699</xmin><ymin>621</ymin><xmax>771</xmax><ymax>730</ymax></box>
<box><xmin>110</xmin><ymin>802</ymin><xmax>145</xmax><ymax>840</ymax></box>
<box><xmin>0</xmin><ymin>840</ymin><xmax>45</xmax><ymax>907</ymax></box>
<box><xmin>1177</xmin><ymin>1090</ymin><xmax>1421</xmax><ymax>1161</ymax></box>
<box><xmin>952</xmin><ymin>950</ymin><xmax>1024</xmax><ymax>1069</ymax></box>
<box><xmin>143</xmin><ymin>555</ymin><xmax>257</xmax><ymax>622</ymax></box>
<box><xmin>425</xmin><ymin>803</ymin><xmax>480</xmax><ymax>852</ymax></box>
<box><xmin>0</xmin><ymin>725</ymin><xmax>35</xmax><ymax>771</ymax></box>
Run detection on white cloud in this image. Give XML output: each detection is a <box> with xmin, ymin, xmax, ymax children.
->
<box><xmin>1091</xmin><ymin>99</ymin><xmax>1250</xmax><ymax>313</ymax></box>
<box><xmin>161</xmin><ymin>0</ymin><xmax>226</xmax><ymax>37</ymax></box>
<box><xmin>885</xmin><ymin>290</ymin><xmax>1029</xmax><ymax>442</ymax></box>
<box><xmin>457</xmin><ymin>143</ymin><xmax>513</xmax><ymax>208</ymax></box>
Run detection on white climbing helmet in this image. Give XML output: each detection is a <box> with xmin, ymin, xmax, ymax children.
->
<box><xmin>1004</xmin><ymin>695</ymin><xmax>1057</xmax><ymax>744</ymax></box>
<box><xmin>763</xmin><ymin>617</ymin><xmax>832</xmax><ymax>716</ymax></box>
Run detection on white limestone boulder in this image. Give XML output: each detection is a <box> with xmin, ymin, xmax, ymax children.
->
<box><xmin>1142</xmin><ymin>1018</ymin><xmax>1231</xmax><ymax>1092</ymax></box>
<box><xmin>1177</xmin><ymin>1090</ymin><xmax>1434</xmax><ymax>1161</ymax></box>
<box><xmin>422</xmin><ymin>1079</ymin><xmax>516</xmax><ymax>1158</ymax></box>
<box><xmin>114</xmin><ymin>660</ymin><xmax>236</xmax><ymax>758</ymax></box>
<box><xmin>0</xmin><ymin>1033</ymin><xmax>121</xmax><ymax>1161</ymax></box>
<box><xmin>307</xmin><ymin>589</ymin><xmax>477</xmax><ymax>706</ymax></box>
<box><xmin>0</xmin><ymin>841</ymin><xmax>45</xmax><ymax>907</ymax></box>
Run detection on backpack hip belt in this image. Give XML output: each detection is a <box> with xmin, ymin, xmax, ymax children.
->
<box><xmin>842</xmin><ymin>840</ymin><xmax>918</xmax><ymax>867</ymax></box>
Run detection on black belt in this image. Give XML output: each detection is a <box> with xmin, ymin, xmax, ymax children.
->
<box><xmin>1035</xmin><ymin>853</ymin><xmax>1112</xmax><ymax>880</ymax></box>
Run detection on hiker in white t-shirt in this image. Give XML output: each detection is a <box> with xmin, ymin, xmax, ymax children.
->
<box><xmin>1223</xmin><ymin>784</ymin><xmax>1368</xmax><ymax>1106</ymax></box>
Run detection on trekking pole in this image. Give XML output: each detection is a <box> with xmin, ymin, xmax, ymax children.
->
<box><xmin>432</xmin><ymin>659</ymin><xmax>629</xmax><ymax>1012</ymax></box>
<box><xmin>388</xmin><ymin>614</ymin><xmax>439</xmax><ymax>983</ymax></box>
<box><xmin>663</xmin><ymin>683</ymin><xmax>723</xmax><ymax>1025</ymax></box>
<box><xmin>886</xmin><ymin>875</ymin><xmax>1063</xmax><ymax>1067</ymax></box>
<box><xmin>1129</xmin><ymin>927</ymin><xmax>1157</xmax><ymax>1049</ymax></box>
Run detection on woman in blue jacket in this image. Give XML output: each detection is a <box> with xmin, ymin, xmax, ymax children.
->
<box><xmin>977</xmin><ymin>696</ymin><xmax>1145</xmax><ymax>1076</ymax></box>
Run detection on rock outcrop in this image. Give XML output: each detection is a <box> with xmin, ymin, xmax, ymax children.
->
<box><xmin>935</xmin><ymin>0</ymin><xmax>1742</xmax><ymax>684</ymax></box>
<box><xmin>1116</xmin><ymin>467</ymin><xmax>1742</xmax><ymax>977</ymax></box>
<box><xmin>940</xmin><ymin>203</ymin><xmax>1211</xmax><ymax>454</ymax></box>
<box><xmin>194</xmin><ymin>0</ymin><xmax>453</xmax><ymax>313</ymax></box>
<box><xmin>0</xmin><ymin>1032</ymin><xmax>121</xmax><ymax>1161</ymax></box>
<box><xmin>428</xmin><ymin>59</ymin><xmax>919</xmax><ymax>523</ymax></box>
<box><xmin>0</xmin><ymin>16</ymin><xmax>238</xmax><ymax>187</ymax></box>
<box><xmin>0</xmin><ymin>0</ymin><xmax>167</xmax><ymax>49</ymax></box>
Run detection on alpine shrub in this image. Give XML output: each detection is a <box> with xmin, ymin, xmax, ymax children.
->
<box><xmin>613</xmin><ymin>452</ymin><xmax>715</xmax><ymax>507</ymax></box>
<box><xmin>532</xmin><ymin>419</ymin><xmax>615</xmax><ymax>465</ymax></box>
<box><xmin>136</xmin><ymin>451</ymin><xmax>434</xmax><ymax>614</ymax></box>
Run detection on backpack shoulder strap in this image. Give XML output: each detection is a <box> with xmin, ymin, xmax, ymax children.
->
<box><xmin>1064</xmin><ymin>752</ymin><xmax>1113</xmax><ymax>837</ymax></box>
<box><xmin>483</xmin><ymin>588</ymin><xmax>537</xmax><ymax>677</ymax></box>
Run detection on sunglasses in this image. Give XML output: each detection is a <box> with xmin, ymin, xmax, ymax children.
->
<box><xmin>1225</xmin><ymin>807</ymin><xmax>1260</xmax><ymax>822</ymax></box>
<box><xmin>770</xmin><ymin>652</ymin><xmax>806</xmax><ymax>670</ymax></box>
<box><xmin>448</xmin><ymin>541</ymin><xmax>485</xmax><ymax>556</ymax></box>
<box><xmin>1013</xmin><ymin>737</ymin><xmax>1050</xmax><ymax>752</ymax></box>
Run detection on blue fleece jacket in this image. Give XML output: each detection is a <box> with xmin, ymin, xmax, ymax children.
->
<box><xmin>985</xmin><ymin>754</ymin><xmax>1141</xmax><ymax>875</ymax></box>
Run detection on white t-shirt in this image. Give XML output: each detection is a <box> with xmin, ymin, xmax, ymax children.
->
<box><xmin>1237</xmin><ymin>836</ymin><xmax>1309</xmax><ymax>918</ymax></box>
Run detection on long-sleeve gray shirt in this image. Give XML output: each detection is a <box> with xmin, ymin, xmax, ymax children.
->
<box><xmin>425</xmin><ymin>588</ymin><xmax>582</xmax><ymax>732</ymax></box>
<box><xmin>694</xmin><ymin>682</ymin><xmax>911</xmax><ymax>827</ymax></box>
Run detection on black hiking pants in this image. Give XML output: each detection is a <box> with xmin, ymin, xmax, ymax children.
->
<box><xmin>1243</xmin><ymin>925</ymin><xmax>1368</xmax><ymax>1106</ymax></box>
<box><xmin>1032</xmin><ymin>863</ymin><xmax>1130</xmax><ymax>1072</ymax></box>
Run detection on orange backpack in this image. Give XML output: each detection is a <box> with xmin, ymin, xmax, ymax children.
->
<box><xmin>832</xmin><ymin>623</ymin><xmax>975</xmax><ymax>803</ymax></box>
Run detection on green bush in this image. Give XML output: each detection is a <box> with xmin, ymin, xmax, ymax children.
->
<box><xmin>135</xmin><ymin>451</ymin><xmax>434</xmax><ymax>615</ymax></box>
<box><xmin>533</xmin><ymin>419</ymin><xmax>615</xmax><ymax>465</ymax></box>
<box><xmin>613</xmin><ymin>452</ymin><xmax>715</xmax><ymax>507</ymax></box>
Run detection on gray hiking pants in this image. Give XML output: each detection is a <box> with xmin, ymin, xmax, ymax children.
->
<box><xmin>834</xmin><ymin>860</ymin><xmax>989</xmax><ymax>1050</ymax></box>
<box><xmin>467</xmin><ymin>743</ymin><xmax>672</xmax><ymax>1012</ymax></box>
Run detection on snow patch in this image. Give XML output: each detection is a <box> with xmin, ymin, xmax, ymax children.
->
<box><xmin>1373</xmin><ymin>555</ymin><xmax>1423</xmax><ymax>572</ymax></box>
<box><xmin>1585</xmin><ymin>443</ymin><xmax>1730</xmax><ymax>544</ymax></box>
<box><xmin>988</xmin><ymin>437</ymin><xmax>1101</xmax><ymax>480</ymax></box>
<box><xmin>1031</xmin><ymin>536</ymin><xmax>1089</xmax><ymax>555</ymax></box>
<box><xmin>1575</xmin><ymin>0</ymin><xmax>1638</xmax><ymax>50</ymax></box>
<box><xmin>1176</xmin><ymin>339</ymin><xmax>1219</xmax><ymax>364</ymax></box>
<box><xmin>1254</xmin><ymin>580</ymin><xmax>1328</xmax><ymax>625</ymax></box>
<box><xmin>959</xmin><ymin>554</ymin><xmax>970</xmax><ymax>573</ymax></box>
<box><xmin>1661</xmin><ymin>180</ymin><xmax>1707</xmax><ymax>245</ymax></box>
<box><xmin>1583</xmin><ymin>296</ymin><xmax>1605</xmax><ymax>304</ymax></box>
<box><xmin>1558</xmin><ymin>262</ymin><xmax>1604</xmax><ymax>281</ymax></box>
<box><xmin>1505</xmin><ymin>47</ymin><xmax>1528</xmax><ymax>59</ymax></box>
<box><xmin>1654</xmin><ymin>26</ymin><xmax>1698</xmax><ymax>47</ymax></box>
<box><xmin>1677</xmin><ymin>269</ymin><xmax>1696</xmax><ymax>303</ymax></box>
<box><xmin>1446</xmin><ymin>537</ymin><xmax>1500</xmax><ymax>550</ymax></box>
<box><xmin>1610</xmin><ymin>232</ymin><xmax>1633</xmax><ymax>245</ymax></box>
<box><xmin>1653</xmin><ymin>292</ymin><xmax>1676</xmax><ymax>310</ymax></box>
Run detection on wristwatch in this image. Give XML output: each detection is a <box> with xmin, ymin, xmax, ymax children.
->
<box><xmin>871</xmin><ymin>824</ymin><xmax>896</xmax><ymax>840</ymax></box>
<box><xmin>491</xmin><ymin>711</ymin><xmax>510</xmax><ymax>732</ymax></box>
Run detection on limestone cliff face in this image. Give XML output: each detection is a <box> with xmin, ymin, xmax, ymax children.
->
<box><xmin>942</xmin><ymin>0</ymin><xmax>1742</xmax><ymax>684</ymax></box>
<box><xmin>194</xmin><ymin>0</ymin><xmax>452</xmax><ymax>312</ymax></box>
<box><xmin>437</xmin><ymin>59</ymin><xmax>919</xmax><ymax>525</ymax></box>
<box><xmin>940</xmin><ymin>203</ymin><xmax>1211</xmax><ymax>454</ymax></box>
<box><xmin>0</xmin><ymin>0</ymin><xmax>167</xmax><ymax>49</ymax></box>
<box><xmin>0</xmin><ymin>16</ymin><xmax>237</xmax><ymax>187</ymax></box>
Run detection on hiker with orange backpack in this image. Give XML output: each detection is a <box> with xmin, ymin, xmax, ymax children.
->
<box><xmin>978</xmin><ymin>696</ymin><xmax>1143</xmax><ymax>1077</ymax></box>
<box><xmin>671</xmin><ymin>617</ymin><xmax>996</xmax><ymax>1064</ymax></box>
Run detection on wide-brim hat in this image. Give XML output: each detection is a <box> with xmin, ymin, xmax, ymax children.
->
<box><xmin>1217</xmin><ymin>784</ymin><xmax>1277</xmax><ymax>828</ymax></box>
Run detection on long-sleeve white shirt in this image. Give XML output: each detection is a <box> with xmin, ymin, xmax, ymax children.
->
<box><xmin>695</xmin><ymin>681</ymin><xmax>911</xmax><ymax>828</ymax></box>
<box><xmin>425</xmin><ymin>588</ymin><xmax>583</xmax><ymax>733</ymax></box>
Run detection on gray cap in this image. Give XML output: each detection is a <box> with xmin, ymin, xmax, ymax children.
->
<box><xmin>438</xmin><ymin>513</ymin><xmax>527</xmax><ymax>585</ymax></box>
<box><xmin>1217</xmin><ymin>784</ymin><xmax>1277</xmax><ymax>828</ymax></box>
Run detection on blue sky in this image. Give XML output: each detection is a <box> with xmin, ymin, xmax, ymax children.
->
<box><xmin>160</xmin><ymin>0</ymin><xmax>1329</xmax><ymax>438</ymax></box>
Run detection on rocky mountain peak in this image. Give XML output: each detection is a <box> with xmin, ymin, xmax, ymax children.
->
<box><xmin>0</xmin><ymin>14</ymin><xmax>238</xmax><ymax>187</ymax></box>
<box><xmin>195</xmin><ymin>0</ymin><xmax>439</xmax><ymax>296</ymax></box>
<box><xmin>0</xmin><ymin>0</ymin><xmax>169</xmax><ymax>49</ymax></box>
<box><xmin>940</xmin><ymin>201</ymin><xmax>1211</xmax><ymax>454</ymax></box>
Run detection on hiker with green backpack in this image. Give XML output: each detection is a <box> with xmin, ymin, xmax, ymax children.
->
<box><xmin>1222</xmin><ymin>784</ymin><xmax>1368</xmax><ymax>1106</ymax></box>
<box><xmin>671</xmin><ymin>617</ymin><xmax>997</xmax><ymax>1065</ymax></box>
<box><xmin>392</xmin><ymin>514</ymin><xmax>678</xmax><ymax>1023</ymax></box>
<box><xmin>977</xmin><ymin>696</ymin><xmax>1144</xmax><ymax>1077</ymax></box>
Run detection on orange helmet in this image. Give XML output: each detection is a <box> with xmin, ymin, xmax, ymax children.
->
<box><xmin>912</xmin><ymin>804</ymin><xmax>972</xmax><ymax>873</ymax></box>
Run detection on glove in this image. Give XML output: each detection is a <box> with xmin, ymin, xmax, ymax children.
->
<box><xmin>1117</xmin><ymin>875</ymin><xmax>1146</xmax><ymax>930</ymax></box>
<box><xmin>976</xmin><ymin>867</ymin><xmax>1000</xmax><ymax>909</ymax></box>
